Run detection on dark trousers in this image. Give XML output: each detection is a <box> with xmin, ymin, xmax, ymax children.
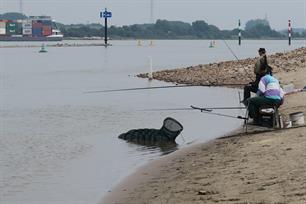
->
<box><xmin>244</xmin><ymin>96</ymin><xmax>281</xmax><ymax>123</ymax></box>
<box><xmin>243</xmin><ymin>83</ymin><xmax>258</xmax><ymax>101</ymax></box>
<box><xmin>243</xmin><ymin>75</ymin><xmax>262</xmax><ymax>101</ymax></box>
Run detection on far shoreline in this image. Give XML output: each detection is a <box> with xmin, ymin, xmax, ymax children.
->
<box><xmin>63</xmin><ymin>37</ymin><xmax>306</xmax><ymax>41</ymax></box>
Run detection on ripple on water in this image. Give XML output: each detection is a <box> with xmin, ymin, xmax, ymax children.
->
<box><xmin>0</xmin><ymin>105</ymin><xmax>121</xmax><ymax>201</ymax></box>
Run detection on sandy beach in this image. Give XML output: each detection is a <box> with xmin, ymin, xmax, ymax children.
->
<box><xmin>103</xmin><ymin>47</ymin><xmax>306</xmax><ymax>204</ymax></box>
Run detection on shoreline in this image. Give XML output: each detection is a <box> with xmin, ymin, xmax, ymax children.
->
<box><xmin>102</xmin><ymin>126</ymin><xmax>306</xmax><ymax>204</ymax></box>
<box><xmin>102</xmin><ymin>125</ymin><xmax>245</xmax><ymax>203</ymax></box>
<box><xmin>103</xmin><ymin>125</ymin><xmax>306</xmax><ymax>204</ymax></box>
<box><xmin>101</xmin><ymin>137</ymin><xmax>227</xmax><ymax>204</ymax></box>
<box><xmin>102</xmin><ymin>47</ymin><xmax>306</xmax><ymax>204</ymax></box>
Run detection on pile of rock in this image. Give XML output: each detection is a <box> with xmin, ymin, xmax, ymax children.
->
<box><xmin>138</xmin><ymin>47</ymin><xmax>306</xmax><ymax>87</ymax></box>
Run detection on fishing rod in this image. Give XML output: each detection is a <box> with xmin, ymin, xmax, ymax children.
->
<box><xmin>222</xmin><ymin>40</ymin><xmax>240</xmax><ymax>61</ymax></box>
<box><xmin>140</xmin><ymin>106</ymin><xmax>246</xmax><ymax>112</ymax></box>
<box><xmin>191</xmin><ymin>105</ymin><xmax>246</xmax><ymax>111</ymax></box>
<box><xmin>139</xmin><ymin>107</ymin><xmax>194</xmax><ymax>112</ymax></box>
<box><xmin>140</xmin><ymin>105</ymin><xmax>247</xmax><ymax>120</ymax></box>
<box><xmin>84</xmin><ymin>39</ymin><xmax>254</xmax><ymax>94</ymax></box>
<box><xmin>191</xmin><ymin>105</ymin><xmax>247</xmax><ymax>120</ymax></box>
<box><xmin>200</xmin><ymin>110</ymin><xmax>247</xmax><ymax>120</ymax></box>
<box><xmin>221</xmin><ymin>39</ymin><xmax>254</xmax><ymax>81</ymax></box>
<box><xmin>84</xmin><ymin>83</ymin><xmax>246</xmax><ymax>94</ymax></box>
<box><xmin>84</xmin><ymin>84</ymin><xmax>197</xmax><ymax>93</ymax></box>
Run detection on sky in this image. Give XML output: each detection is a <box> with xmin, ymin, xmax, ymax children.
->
<box><xmin>0</xmin><ymin>0</ymin><xmax>306</xmax><ymax>30</ymax></box>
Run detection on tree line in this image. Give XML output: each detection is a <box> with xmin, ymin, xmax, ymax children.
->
<box><xmin>1</xmin><ymin>12</ymin><xmax>306</xmax><ymax>39</ymax></box>
<box><xmin>59</xmin><ymin>19</ymin><xmax>306</xmax><ymax>39</ymax></box>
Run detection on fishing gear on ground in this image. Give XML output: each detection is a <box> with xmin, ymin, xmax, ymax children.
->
<box><xmin>118</xmin><ymin>117</ymin><xmax>183</xmax><ymax>144</ymax></box>
<box><xmin>190</xmin><ymin>106</ymin><xmax>247</xmax><ymax>120</ymax></box>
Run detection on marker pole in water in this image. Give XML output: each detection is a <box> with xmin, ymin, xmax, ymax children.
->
<box><xmin>104</xmin><ymin>8</ymin><xmax>108</xmax><ymax>45</ymax></box>
<box><xmin>238</xmin><ymin>19</ymin><xmax>241</xmax><ymax>46</ymax></box>
<box><xmin>148</xmin><ymin>56</ymin><xmax>153</xmax><ymax>80</ymax></box>
<box><xmin>100</xmin><ymin>6</ymin><xmax>112</xmax><ymax>46</ymax></box>
<box><xmin>149</xmin><ymin>0</ymin><xmax>154</xmax><ymax>47</ymax></box>
<box><xmin>288</xmin><ymin>19</ymin><xmax>292</xmax><ymax>46</ymax></box>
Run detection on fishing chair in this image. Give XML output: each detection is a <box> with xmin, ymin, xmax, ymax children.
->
<box><xmin>258</xmin><ymin>105</ymin><xmax>279</xmax><ymax>128</ymax></box>
<box><xmin>243</xmin><ymin>104</ymin><xmax>279</xmax><ymax>132</ymax></box>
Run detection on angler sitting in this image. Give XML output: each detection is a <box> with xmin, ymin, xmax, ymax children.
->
<box><xmin>243</xmin><ymin>48</ymin><xmax>273</xmax><ymax>102</ymax></box>
<box><xmin>243</xmin><ymin>72</ymin><xmax>284</xmax><ymax>125</ymax></box>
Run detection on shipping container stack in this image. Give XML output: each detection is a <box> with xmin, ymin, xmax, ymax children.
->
<box><xmin>31</xmin><ymin>19</ymin><xmax>52</xmax><ymax>37</ymax></box>
<box><xmin>6</xmin><ymin>21</ymin><xmax>17</xmax><ymax>36</ymax></box>
<box><xmin>0</xmin><ymin>20</ymin><xmax>23</xmax><ymax>36</ymax></box>
<box><xmin>32</xmin><ymin>20</ymin><xmax>43</xmax><ymax>37</ymax></box>
<box><xmin>22</xmin><ymin>20</ymin><xmax>32</xmax><ymax>36</ymax></box>
<box><xmin>16</xmin><ymin>20</ymin><xmax>22</xmax><ymax>35</ymax></box>
<box><xmin>0</xmin><ymin>16</ymin><xmax>54</xmax><ymax>38</ymax></box>
<box><xmin>0</xmin><ymin>20</ymin><xmax>7</xmax><ymax>35</ymax></box>
<box><xmin>42</xmin><ymin>20</ymin><xmax>52</xmax><ymax>36</ymax></box>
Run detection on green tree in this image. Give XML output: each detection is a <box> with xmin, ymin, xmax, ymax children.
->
<box><xmin>0</xmin><ymin>12</ymin><xmax>27</xmax><ymax>20</ymax></box>
<box><xmin>245</xmin><ymin>19</ymin><xmax>269</xmax><ymax>31</ymax></box>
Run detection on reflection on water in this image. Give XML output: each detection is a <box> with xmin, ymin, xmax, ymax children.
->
<box><xmin>124</xmin><ymin>140</ymin><xmax>178</xmax><ymax>156</ymax></box>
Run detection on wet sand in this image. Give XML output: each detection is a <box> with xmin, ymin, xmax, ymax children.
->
<box><xmin>103</xmin><ymin>47</ymin><xmax>306</xmax><ymax>204</ymax></box>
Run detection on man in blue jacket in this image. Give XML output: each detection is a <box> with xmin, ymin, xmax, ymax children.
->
<box><xmin>244</xmin><ymin>72</ymin><xmax>284</xmax><ymax>125</ymax></box>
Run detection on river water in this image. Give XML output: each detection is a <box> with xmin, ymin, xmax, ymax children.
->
<box><xmin>0</xmin><ymin>40</ymin><xmax>304</xmax><ymax>204</ymax></box>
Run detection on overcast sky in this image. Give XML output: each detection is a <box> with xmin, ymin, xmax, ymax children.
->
<box><xmin>0</xmin><ymin>0</ymin><xmax>306</xmax><ymax>30</ymax></box>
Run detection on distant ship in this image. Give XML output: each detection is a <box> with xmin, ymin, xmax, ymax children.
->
<box><xmin>0</xmin><ymin>16</ymin><xmax>63</xmax><ymax>41</ymax></box>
